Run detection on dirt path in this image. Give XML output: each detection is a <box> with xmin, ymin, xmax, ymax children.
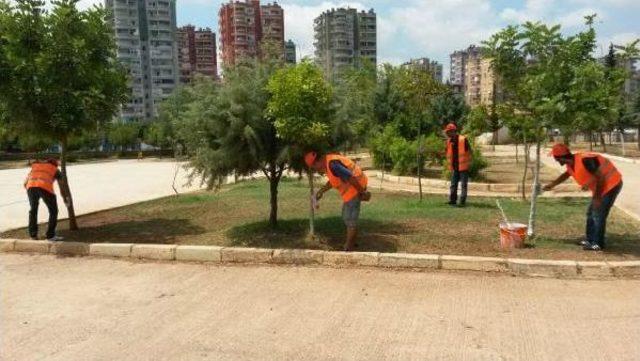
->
<box><xmin>2</xmin><ymin>254</ymin><xmax>639</xmax><ymax>361</ymax></box>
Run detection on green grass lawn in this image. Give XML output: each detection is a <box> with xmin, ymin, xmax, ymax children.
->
<box><xmin>4</xmin><ymin>178</ymin><xmax>639</xmax><ymax>261</ymax></box>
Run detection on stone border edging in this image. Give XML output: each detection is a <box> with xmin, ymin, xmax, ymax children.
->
<box><xmin>2</xmin><ymin>238</ymin><xmax>639</xmax><ymax>279</ymax></box>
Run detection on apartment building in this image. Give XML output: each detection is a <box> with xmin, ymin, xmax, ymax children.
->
<box><xmin>313</xmin><ymin>8</ymin><xmax>377</xmax><ymax>82</ymax></box>
<box><xmin>177</xmin><ymin>25</ymin><xmax>217</xmax><ymax>83</ymax></box>
<box><xmin>218</xmin><ymin>0</ymin><xmax>284</xmax><ymax>68</ymax></box>
<box><xmin>106</xmin><ymin>0</ymin><xmax>179</xmax><ymax>121</ymax></box>
<box><xmin>285</xmin><ymin>39</ymin><xmax>296</xmax><ymax>64</ymax></box>
<box><xmin>402</xmin><ymin>57</ymin><xmax>443</xmax><ymax>83</ymax></box>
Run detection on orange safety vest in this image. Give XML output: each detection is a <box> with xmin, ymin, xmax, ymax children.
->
<box><xmin>566</xmin><ymin>153</ymin><xmax>622</xmax><ymax>197</ymax></box>
<box><xmin>446</xmin><ymin>135</ymin><xmax>471</xmax><ymax>171</ymax></box>
<box><xmin>26</xmin><ymin>162</ymin><xmax>58</xmax><ymax>194</ymax></box>
<box><xmin>325</xmin><ymin>154</ymin><xmax>368</xmax><ymax>203</ymax></box>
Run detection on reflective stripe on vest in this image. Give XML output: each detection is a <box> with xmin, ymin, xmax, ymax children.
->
<box><xmin>446</xmin><ymin>135</ymin><xmax>471</xmax><ymax>171</ymax></box>
<box><xmin>325</xmin><ymin>154</ymin><xmax>368</xmax><ymax>203</ymax></box>
<box><xmin>566</xmin><ymin>153</ymin><xmax>622</xmax><ymax>197</ymax></box>
<box><xmin>26</xmin><ymin>163</ymin><xmax>57</xmax><ymax>194</ymax></box>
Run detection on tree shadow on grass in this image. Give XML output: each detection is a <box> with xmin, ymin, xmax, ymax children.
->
<box><xmin>226</xmin><ymin>216</ymin><xmax>402</xmax><ymax>253</ymax></box>
<box><xmin>55</xmin><ymin>218</ymin><xmax>207</xmax><ymax>244</ymax></box>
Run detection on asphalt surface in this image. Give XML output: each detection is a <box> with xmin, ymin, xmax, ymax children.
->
<box><xmin>2</xmin><ymin>254</ymin><xmax>639</xmax><ymax>361</ymax></box>
<box><xmin>0</xmin><ymin>160</ymin><xmax>201</xmax><ymax>232</ymax></box>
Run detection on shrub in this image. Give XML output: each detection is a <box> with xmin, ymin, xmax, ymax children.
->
<box><xmin>389</xmin><ymin>137</ymin><xmax>417</xmax><ymax>175</ymax></box>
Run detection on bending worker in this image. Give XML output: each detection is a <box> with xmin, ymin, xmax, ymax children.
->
<box><xmin>305</xmin><ymin>151</ymin><xmax>371</xmax><ymax>252</ymax></box>
<box><xmin>445</xmin><ymin>123</ymin><xmax>472</xmax><ymax>207</ymax></box>
<box><xmin>24</xmin><ymin>158</ymin><xmax>67</xmax><ymax>241</ymax></box>
<box><xmin>543</xmin><ymin>144</ymin><xmax>623</xmax><ymax>251</ymax></box>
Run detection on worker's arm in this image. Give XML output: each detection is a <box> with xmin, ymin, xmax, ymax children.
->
<box><xmin>591</xmin><ymin>169</ymin><xmax>606</xmax><ymax>209</ymax></box>
<box><xmin>347</xmin><ymin>176</ymin><xmax>371</xmax><ymax>201</ymax></box>
<box><xmin>315</xmin><ymin>181</ymin><xmax>332</xmax><ymax>200</ymax></box>
<box><xmin>542</xmin><ymin>172</ymin><xmax>570</xmax><ymax>191</ymax></box>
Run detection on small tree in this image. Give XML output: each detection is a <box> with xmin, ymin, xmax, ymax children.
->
<box><xmin>0</xmin><ymin>0</ymin><xmax>127</xmax><ymax>230</ymax></box>
<box><xmin>267</xmin><ymin>61</ymin><xmax>334</xmax><ymax>236</ymax></box>
<box><xmin>108</xmin><ymin>122</ymin><xmax>140</xmax><ymax>152</ymax></box>
<box><xmin>174</xmin><ymin>62</ymin><xmax>294</xmax><ymax>228</ymax></box>
<box><xmin>333</xmin><ymin>60</ymin><xmax>376</xmax><ymax>149</ymax></box>
<box><xmin>484</xmin><ymin>17</ymin><xmax>603</xmax><ymax>237</ymax></box>
<box><xmin>430</xmin><ymin>92</ymin><xmax>468</xmax><ymax>127</ymax></box>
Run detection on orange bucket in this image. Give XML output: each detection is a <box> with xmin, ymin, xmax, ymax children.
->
<box><xmin>499</xmin><ymin>222</ymin><xmax>527</xmax><ymax>249</ymax></box>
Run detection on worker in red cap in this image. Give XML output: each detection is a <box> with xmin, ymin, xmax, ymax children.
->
<box><xmin>23</xmin><ymin>158</ymin><xmax>68</xmax><ymax>241</ymax></box>
<box><xmin>305</xmin><ymin>151</ymin><xmax>370</xmax><ymax>251</ymax></box>
<box><xmin>543</xmin><ymin>144</ymin><xmax>623</xmax><ymax>250</ymax></box>
<box><xmin>444</xmin><ymin>123</ymin><xmax>472</xmax><ymax>207</ymax></box>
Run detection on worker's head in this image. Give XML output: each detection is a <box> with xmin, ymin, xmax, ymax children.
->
<box><xmin>550</xmin><ymin>143</ymin><xmax>574</xmax><ymax>166</ymax></box>
<box><xmin>304</xmin><ymin>151</ymin><xmax>325</xmax><ymax>172</ymax></box>
<box><xmin>46</xmin><ymin>158</ymin><xmax>59</xmax><ymax>167</ymax></box>
<box><xmin>444</xmin><ymin>123</ymin><xmax>457</xmax><ymax>138</ymax></box>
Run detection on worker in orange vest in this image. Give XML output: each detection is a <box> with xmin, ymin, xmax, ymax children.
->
<box><xmin>445</xmin><ymin>123</ymin><xmax>472</xmax><ymax>207</ymax></box>
<box><xmin>305</xmin><ymin>151</ymin><xmax>371</xmax><ymax>252</ymax></box>
<box><xmin>23</xmin><ymin>159</ymin><xmax>67</xmax><ymax>241</ymax></box>
<box><xmin>543</xmin><ymin>144</ymin><xmax>623</xmax><ymax>251</ymax></box>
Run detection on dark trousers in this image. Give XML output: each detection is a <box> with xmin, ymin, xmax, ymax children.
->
<box><xmin>27</xmin><ymin>187</ymin><xmax>58</xmax><ymax>239</ymax></box>
<box><xmin>449</xmin><ymin>170</ymin><xmax>469</xmax><ymax>205</ymax></box>
<box><xmin>586</xmin><ymin>182</ymin><xmax>622</xmax><ymax>248</ymax></box>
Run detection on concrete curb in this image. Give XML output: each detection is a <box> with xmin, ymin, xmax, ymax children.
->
<box><xmin>2</xmin><ymin>238</ymin><xmax>640</xmax><ymax>279</ymax></box>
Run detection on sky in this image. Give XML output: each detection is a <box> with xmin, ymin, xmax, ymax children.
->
<box><xmin>80</xmin><ymin>0</ymin><xmax>639</xmax><ymax>79</ymax></box>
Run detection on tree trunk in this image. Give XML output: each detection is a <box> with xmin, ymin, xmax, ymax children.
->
<box><xmin>521</xmin><ymin>142</ymin><xmax>529</xmax><ymax>201</ymax></box>
<box><xmin>379</xmin><ymin>151</ymin><xmax>385</xmax><ymax>191</ymax></box>
<box><xmin>492</xmin><ymin>130</ymin><xmax>498</xmax><ymax>151</ymax></box>
<box><xmin>637</xmin><ymin>125</ymin><xmax>640</xmax><ymax>150</ymax></box>
<box><xmin>268</xmin><ymin>170</ymin><xmax>280</xmax><ymax>229</ymax></box>
<box><xmin>307</xmin><ymin>170</ymin><xmax>315</xmax><ymax>238</ymax></box>
<box><xmin>59</xmin><ymin>137</ymin><xmax>78</xmax><ymax>230</ymax></box>
<box><xmin>515</xmin><ymin>142</ymin><xmax>519</xmax><ymax>164</ymax></box>
<box><xmin>600</xmin><ymin>132</ymin><xmax>607</xmax><ymax>153</ymax></box>
<box><xmin>620</xmin><ymin>129</ymin><xmax>626</xmax><ymax>157</ymax></box>
<box><xmin>589</xmin><ymin>132</ymin><xmax>593</xmax><ymax>151</ymax></box>
<box><xmin>527</xmin><ymin>139</ymin><xmax>542</xmax><ymax>238</ymax></box>
<box><xmin>417</xmin><ymin>139</ymin><xmax>423</xmax><ymax>202</ymax></box>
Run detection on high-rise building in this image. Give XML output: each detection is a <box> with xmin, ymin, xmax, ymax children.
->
<box><xmin>450</xmin><ymin>49</ymin><xmax>469</xmax><ymax>93</ymax></box>
<box><xmin>285</xmin><ymin>40</ymin><xmax>296</xmax><ymax>64</ymax></box>
<box><xmin>313</xmin><ymin>8</ymin><xmax>377</xmax><ymax>82</ymax></box>
<box><xmin>450</xmin><ymin>45</ymin><xmax>502</xmax><ymax>107</ymax></box>
<box><xmin>218</xmin><ymin>0</ymin><xmax>284</xmax><ymax>68</ymax></box>
<box><xmin>106</xmin><ymin>0</ymin><xmax>179</xmax><ymax>121</ymax></box>
<box><xmin>402</xmin><ymin>58</ymin><xmax>443</xmax><ymax>83</ymax></box>
<box><xmin>462</xmin><ymin>46</ymin><xmax>483</xmax><ymax>107</ymax></box>
<box><xmin>177</xmin><ymin>25</ymin><xmax>217</xmax><ymax>84</ymax></box>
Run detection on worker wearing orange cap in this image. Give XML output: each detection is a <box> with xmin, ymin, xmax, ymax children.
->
<box><xmin>445</xmin><ymin>123</ymin><xmax>472</xmax><ymax>207</ymax></box>
<box><xmin>543</xmin><ymin>144</ymin><xmax>623</xmax><ymax>251</ymax></box>
<box><xmin>305</xmin><ymin>151</ymin><xmax>370</xmax><ymax>251</ymax></box>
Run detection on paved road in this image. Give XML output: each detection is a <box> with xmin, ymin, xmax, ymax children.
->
<box><xmin>0</xmin><ymin>160</ymin><xmax>202</xmax><ymax>232</ymax></box>
<box><xmin>2</xmin><ymin>254</ymin><xmax>639</xmax><ymax>361</ymax></box>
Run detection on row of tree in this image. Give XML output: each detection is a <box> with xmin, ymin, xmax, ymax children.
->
<box><xmin>1</xmin><ymin>121</ymin><xmax>154</xmax><ymax>153</ymax></box>
<box><xmin>2</xmin><ymin>1</ymin><xmax>639</xmax><ymax>238</ymax></box>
